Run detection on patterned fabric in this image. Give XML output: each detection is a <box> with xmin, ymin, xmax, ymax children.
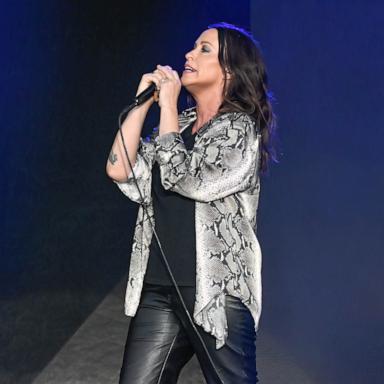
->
<box><xmin>114</xmin><ymin>107</ymin><xmax>263</xmax><ymax>349</ymax></box>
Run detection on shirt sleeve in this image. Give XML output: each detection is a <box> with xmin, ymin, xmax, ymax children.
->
<box><xmin>113</xmin><ymin>135</ymin><xmax>155</xmax><ymax>205</ymax></box>
<box><xmin>154</xmin><ymin>113</ymin><xmax>261</xmax><ymax>203</ymax></box>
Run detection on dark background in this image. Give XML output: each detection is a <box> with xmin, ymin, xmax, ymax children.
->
<box><xmin>1</xmin><ymin>0</ymin><xmax>383</xmax><ymax>383</ymax></box>
<box><xmin>251</xmin><ymin>1</ymin><xmax>384</xmax><ymax>383</ymax></box>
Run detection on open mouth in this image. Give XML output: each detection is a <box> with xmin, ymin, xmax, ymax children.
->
<box><xmin>183</xmin><ymin>65</ymin><xmax>197</xmax><ymax>73</ymax></box>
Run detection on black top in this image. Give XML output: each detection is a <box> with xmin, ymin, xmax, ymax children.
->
<box><xmin>144</xmin><ymin>123</ymin><xmax>197</xmax><ymax>286</ymax></box>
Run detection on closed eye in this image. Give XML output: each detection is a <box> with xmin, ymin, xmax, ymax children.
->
<box><xmin>193</xmin><ymin>43</ymin><xmax>211</xmax><ymax>53</ymax></box>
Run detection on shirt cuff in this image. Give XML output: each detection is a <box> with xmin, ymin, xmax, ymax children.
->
<box><xmin>154</xmin><ymin>131</ymin><xmax>184</xmax><ymax>150</ymax></box>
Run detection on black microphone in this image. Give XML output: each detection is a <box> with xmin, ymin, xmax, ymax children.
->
<box><xmin>134</xmin><ymin>83</ymin><xmax>157</xmax><ymax>106</ymax></box>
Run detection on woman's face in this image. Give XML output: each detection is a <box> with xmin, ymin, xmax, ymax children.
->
<box><xmin>181</xmin><ymin>28</ymin><xmax>224</xmax><ymax>94</ymax></box>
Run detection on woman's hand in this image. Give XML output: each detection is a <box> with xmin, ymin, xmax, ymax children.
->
<box><xmin>155</xmin><ymin>65</ymin><xmax>181</xmax><ymax>110</ymax></box>
<box><xmin>135</xmin><ymin>68</ymin><xmax>164</xmax><ymax>108</ymax></box>
<box><xmin>135</xmin><ymin>65</ymin><xmax>181</xmax><ymax>110</ymax></box>
<box><xmin>156</xmin><ymin>65</ymin><xmax>181</xmax><ymax>136</ymax></box>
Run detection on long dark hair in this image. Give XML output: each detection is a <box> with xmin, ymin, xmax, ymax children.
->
<box><xmin>208</xmin><ymin>22</ymin><xmax>277</xmax><ymax>173</ymax></box>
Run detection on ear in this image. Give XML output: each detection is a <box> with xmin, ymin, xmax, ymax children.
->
<box><xmin>224</xmin><ymin>68</ymin><xmax>232</xmax><ymax>81</ymax></box>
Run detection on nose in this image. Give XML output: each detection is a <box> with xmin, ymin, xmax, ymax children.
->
<box><xmin>185</xmin><ymin>48</ymin><xmax>194</xmax><ymax>61</ymax></box>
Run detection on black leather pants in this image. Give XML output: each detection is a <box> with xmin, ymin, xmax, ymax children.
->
<box><xmin>119</xmin><ymin>283</ymin><xmax>258</xmax><ymax>384</ymax></box>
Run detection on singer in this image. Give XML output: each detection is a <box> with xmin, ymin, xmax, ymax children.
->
<box><xmin>106</xmin><ymin>22</ymin><xmax>276</xmax><ymax>384</ymax></box>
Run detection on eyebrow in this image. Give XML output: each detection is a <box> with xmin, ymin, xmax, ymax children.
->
<box><xmin>194</xmin><ymin>40</ymin><xmax>214</xmax><ymax>47</ymax></box>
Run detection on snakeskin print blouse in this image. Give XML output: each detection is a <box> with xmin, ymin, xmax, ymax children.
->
<box><xmin>114</xmin><ymin>107</ymin><xmax>263</xmax><ymax>349</ymax></box>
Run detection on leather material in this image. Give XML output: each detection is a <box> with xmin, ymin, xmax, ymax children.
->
<box><xmin>119</xmin><ymin>284</ymin><xmax>258</xmax><ymax>384</ymax></box>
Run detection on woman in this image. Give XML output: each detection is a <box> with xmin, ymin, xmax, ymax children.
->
<box><xmin>106</xmin><ymin>22</ymin><xmax>276</xmax><ymax>384</ymax></box>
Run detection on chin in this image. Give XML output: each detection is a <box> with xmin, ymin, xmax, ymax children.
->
<box><xmin>181</xmin><ymin>76</ymin><xmax>192</xmax><ymax>86</ymax></box>
<box><xmin>181</xmin><ymin>79</ymin><xmax>194</xmax><ymax>92</ymax></box>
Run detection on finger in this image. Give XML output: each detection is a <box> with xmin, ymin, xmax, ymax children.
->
<box><xmin>142</xmin><ymin>75</ymin><xmax>160</xmax><ymax>91</ymax></box>
<box><xmin>152</xmin><ymin>71</ymin><xmax>165</xmax><ymax>83</ymax></box>
<box><xmin>162</xmin><ymin>66</ymin><xmax>177</xmax><ymax>80</ymax></box>
<box><xmin>171</xmin><ymin>70</ymin><xmax>180</xmax><ymax>81</ymax></box>
<box><xmin>149</xmin><ymin>72</ymin><xmax>164</xmax><ymax>88</ymax></box>
<box><xmin>165</xmin><ymin>67</ymin><xmax>180</xmax><ymax>82</ymax></box>
<box><xmin>157</xmin><ymin>65</ymin><xmax>177</xmax><ymax>81</ymax></box>
<box><xmin>156</xmin><ymin>65</ymin><xmax>170</xmax><ymax>79</ymax></box>
<box><xmin>153</xmin><ymin>69</ymin><xmax>166</xmax><ymax>79</ymax></box>
<box><xmin>164</xmin><ymin>65</ymin><xmax>175</xmax><ymax>78</ymax></box>
<box><xmin>153</xmin><ymin>90</ymin><xmax>159</xmax><ymax>102</ymax></box>
<box><xmin>153</xmin><ymin>68</ymin><xmax>164</xmax><ymax>76</ymax></box>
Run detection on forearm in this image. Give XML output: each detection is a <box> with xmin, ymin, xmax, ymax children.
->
<box><xmin>159</xmin><ymin>105</ymin><xmax>179</xmax><ymax>136</ymax></box>
<box><xmin>106</xmin><ymin>105</ymin><xmax>149</xmax><ymax>182</ymax></box>
<box><xmin>156</xmin><ymin>113</ymin><xmax>260</xmax><ymax>202</ymax></box>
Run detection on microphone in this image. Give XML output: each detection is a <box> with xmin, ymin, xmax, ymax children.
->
<box><xmin>134</xmin><ymin>83</ymin><xmax>157</xmax><ymax>106</ymax></box>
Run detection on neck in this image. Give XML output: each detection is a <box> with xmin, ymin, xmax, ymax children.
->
<box><xmin>192</xmin><ymin>88</ymin><xmax>223</xmax><ymax>132</ymax></box>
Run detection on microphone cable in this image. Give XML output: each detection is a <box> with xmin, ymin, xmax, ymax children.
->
<box><xmin>116</xmin><ymin>92</ymin><xmax>224</xmax><ymax>383</ymax></box>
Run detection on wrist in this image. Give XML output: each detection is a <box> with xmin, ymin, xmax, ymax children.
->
<box><xmin>159</xmin><ymin>105</ymin><xmax>179</xmax><ymax>135</ymax></box>
<box><xmin>160</xmin><ymin>104</ymin><xmax>178</xmax><ymax>115</ymax></box>
<box><xmin>130</xmin><ymin>102</ymin><xmax>151</xmax><ymax>117</ymax></box>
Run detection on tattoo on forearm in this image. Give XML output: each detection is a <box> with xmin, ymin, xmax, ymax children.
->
<box><xmin>108</xmin><ymin>150</ymin><xmax>118</xmax><ymax>165</ymax></box>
